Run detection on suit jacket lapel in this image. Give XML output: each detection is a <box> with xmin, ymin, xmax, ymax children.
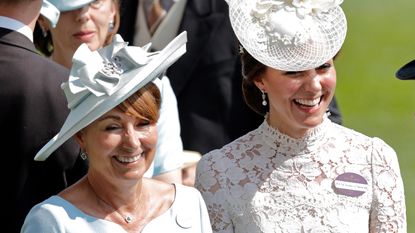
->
<box><xmin>0</xmin><ymin>28</ymin><xmax>38</xmax><ymax>55</ymax></box>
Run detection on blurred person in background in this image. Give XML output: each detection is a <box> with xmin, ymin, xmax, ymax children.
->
<box><xmin>0</xmin><ymin>0</ymin><xmax>86</xmax><ymax>232</ymax></box>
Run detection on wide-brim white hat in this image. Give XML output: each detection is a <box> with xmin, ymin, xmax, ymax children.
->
<box><xmin>225</xmin><ymin>0</ymin><xmax>347</xmax><ymax>71</ymax></box>
<box><xmin>35</xmin><ymin>32</ymin><xmax>188</xmax><ymax>161</ymax></box>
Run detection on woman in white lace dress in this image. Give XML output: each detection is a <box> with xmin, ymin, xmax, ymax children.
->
<box><xmin>195</xmin><ymin>0</ymin><xmax>407</xmax><ymax>232</ymax></box>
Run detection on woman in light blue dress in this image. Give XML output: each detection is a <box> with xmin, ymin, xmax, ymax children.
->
<box><xmin>22</xmin><ymin>31</ymin><xmax>212</xmax><ymax>233</ymax></box>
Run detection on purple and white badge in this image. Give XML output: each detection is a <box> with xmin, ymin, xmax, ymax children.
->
<box><xmin>333</xmin><ymin>172</ymin><xmax>368</xmax><ymax>197</ymax></box>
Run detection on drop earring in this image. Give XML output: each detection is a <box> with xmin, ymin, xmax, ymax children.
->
<box><xmin>80</xmin><ymin>151</ymin><xmax>88</xmax><ymax>160</ymax></box>
<box><xmin>108</xmin><ymin>20</ymin><xmax>114</xmax><ymax>32</ymax></box>
<box><xmin>261</xmin><ymin>90</ymin><xmax>267</xmax><ymax>106</ymax></box>
<box><xmin>41</xmin><ymin>27</ymin><xmax>48</xmax><ymax>38</ymax></box>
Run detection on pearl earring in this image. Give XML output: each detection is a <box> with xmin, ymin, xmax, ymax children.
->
<box><xmin>108</xmin><ymin>20</ymin><xmax>114</xmax><ymax>32</ymax></box>
<box><xmin>261</xmin><ymin>90</ymin><xmax>267</xmax><ymax>106</ymax></box>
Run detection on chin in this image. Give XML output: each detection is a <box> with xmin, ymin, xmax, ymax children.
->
<box><xmin>301</xmin><ymin>114</ymin><xmax>325</xmax><ymax>128</ymax></box>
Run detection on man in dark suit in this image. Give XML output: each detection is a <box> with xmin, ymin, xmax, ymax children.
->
<box><xmin>0</xmin><ymin>1</ymin><xmax>87</xmax><ymax>232</ymax></box>
<box><xmin>118</xmin><ymin>0</ymin><xmax>342</xmax><ymax>154</ymax></box>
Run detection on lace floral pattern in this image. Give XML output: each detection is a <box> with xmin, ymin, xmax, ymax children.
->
<box><xmin>195</xmin><ymin>118</ymin><xmax>406</xmax><ymax>233</ymax></box>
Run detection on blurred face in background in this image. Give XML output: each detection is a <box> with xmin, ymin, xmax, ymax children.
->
<box><xmin>49</xmin><ymin>0</ymin><xmax>116</xmax><ymax>65</ymax></box>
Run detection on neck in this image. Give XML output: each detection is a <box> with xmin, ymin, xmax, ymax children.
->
<box><xmin>0</xmin><ymin>1</ymin><xmax>42</xmax><ymax>32</ymax></box>
<box><xmin>51</xmin><ymin>50</ymin><xmax>73</xmax><ymax>69</ymax></box>
<box><xmin>86</xmin><ymin>174</ymin><xmax>144</xmax><ymax>224</ymax></box>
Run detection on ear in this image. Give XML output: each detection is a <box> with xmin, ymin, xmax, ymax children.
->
<box><xmin>74</xmin><ymin>131</ymin><xmax>86</xmax><ymax>150</ymax></box>
<box><xmin>37</xmin><ymin>15</ymin><xmax>51</xmax><ymax>32</ymax></box>
<box><xmin>109</xmin><ymin>1</ymin><xmax>117</xmax><ymax>22</ymax></box>
<box><xmin>253</xmin><ymin>77</ymin><xmax>266</xmax><ymax>92</ymax></box>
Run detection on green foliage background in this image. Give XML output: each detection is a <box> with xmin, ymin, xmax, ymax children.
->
<box><xmin>337</xmin><ymin>1</ymin><xmax>415</xmax><ymax>230</ymax></box>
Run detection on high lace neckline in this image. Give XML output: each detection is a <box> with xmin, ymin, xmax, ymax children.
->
<box><xmin>259</xmin><ymin>115</ymin><xmax>331</xmax><ymax>156</ymax></box>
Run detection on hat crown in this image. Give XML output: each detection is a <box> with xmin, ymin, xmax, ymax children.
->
<box><xmin>228</xmin><ymin>0</ymin><xmax>347</xmax><ymax>71</ymax></box>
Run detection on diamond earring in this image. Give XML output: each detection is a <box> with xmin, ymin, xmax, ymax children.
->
<box><xmin>261</xmin><ymin>90</ymin><xmax>267</xmax><ymax>106</ymax></box>
<box><xmin>80</xmin><ymin>151</ymin><xmax>88</xmax><ymax>160</ymax></box>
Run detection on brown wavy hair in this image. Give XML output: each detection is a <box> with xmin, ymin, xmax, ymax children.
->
<box><xmin>117</xmin><ymin>82</ymin><xmax>161</xmax><ymax>124</ymax></box>
<box><xmin>240</xmin><ymin>46</ymin><xmax>268</xmax><ymax>116</ymax></box>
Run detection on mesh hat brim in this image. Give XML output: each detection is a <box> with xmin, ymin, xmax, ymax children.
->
<box><xmin>228</xmin><ymin>1</ymin><xmax>347</xmax><ymax>71</ymax></box>
<box><xmin>34</xmin><ymin>32</ymin><xmax>188</xmax><ymax>161</ymax></box>
<box><xmin>396</xmin><ymin>60</ymin><xmax>415</xmax><ymax>80</ymax></box>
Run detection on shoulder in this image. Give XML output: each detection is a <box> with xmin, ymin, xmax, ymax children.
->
<box><xmin>174</xmin><ymin>183</ymin><xmax>204</xmax><ymax>202</ymax></box>
<box><xmin>331</xmin><ymin>123</ymin><xmax>398</xmax><ymax>164</ymax></box>
<box><xmin>200</xmin><ymin>128</ymin><xmax>261</xmax><ymax>163</ymax></box>
<box><xmin>21</xmin><ymin>196</ymin><xmax>66</xmax><ymax>232</ymax></box>
<box><xmin>330</xmin><ymin>122</ymin><xmax>377</xmax><ymax>147</ymax></box>
<box><xmin>0</xmin><ymin>46</ymin><xmax>68</xmax><ymax>88</ymax></box>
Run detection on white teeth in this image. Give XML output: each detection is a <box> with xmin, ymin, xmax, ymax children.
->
<box><xmin>295</xmin><ymin>98</ymin><xmax>321</xmax><ymax>107</ymax></box>
<box><xmin>116</xmin><ymin>154</ymin><xmax>142</xmax><ymax>163</ymax></box>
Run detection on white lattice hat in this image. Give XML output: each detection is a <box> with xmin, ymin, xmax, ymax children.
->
<box><xmin>225</xmin><ymin>0</ymin><xmax>347</xmax><ymax>71</ymax></box>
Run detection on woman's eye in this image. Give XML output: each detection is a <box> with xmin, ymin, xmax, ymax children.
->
<box><xmin>317</xmin><ymin>63</ymin><xmax>331</xmax><ymax>70</ymax></box>
<box><xmin>136</xmin><ymin>120</ymin><xmax>150</xmax><ymax>128</ymax></box>
<box><xmin>105</xmin><ymin>125</ymin><xmax>120</xmax><ymax>131</ymax></box>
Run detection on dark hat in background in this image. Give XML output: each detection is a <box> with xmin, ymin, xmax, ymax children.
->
<box><xmin>396</xmin><ymin>60</ymin><xmax>415</xmax><ymax>80</ymax></box>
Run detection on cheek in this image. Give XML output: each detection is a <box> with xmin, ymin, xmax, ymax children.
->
<box><xmin>139</xmin><ymin>127</ymin><xmax>158</xmax><ymax>149</ymax></box>
<box><xmin>92</xmin><ymin>134</ymin><xmax>121</xmax><ymax>152</ymax></box>
<box><xmin>321</xmin><ymin>73</ymin><xmax>337</xmax><ymax>91</ymax></box>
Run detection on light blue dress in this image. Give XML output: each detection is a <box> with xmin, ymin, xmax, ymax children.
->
<box><xmin>21</xmin><ymin>184</ymin><xmax>212</xmax><ymax>233</ymax></box>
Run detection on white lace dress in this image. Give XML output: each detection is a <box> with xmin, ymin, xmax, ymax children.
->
<box><xmin>195</xmin><ymin>117</ymin><xmax>406</xmax><ymax>233</ymax></box>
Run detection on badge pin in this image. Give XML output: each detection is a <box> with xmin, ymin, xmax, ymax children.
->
<box><xmin>333</xmin><ymin>172</ymin><xmax>368</xmax><ymax>197</ymax></box>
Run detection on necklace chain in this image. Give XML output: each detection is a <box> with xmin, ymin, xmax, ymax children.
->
<box><xmin>87</xmin><ymin>178</ymin><xmax>134</xmax><ymax>224</ymax></box>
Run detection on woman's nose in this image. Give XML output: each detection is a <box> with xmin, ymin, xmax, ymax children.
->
<box><xmin>75</xmin><ymin>5</ymin><xmax>91</xmax><ymax>23</ymax></box>
<box><xmin>302</xmin><ymin>71</ymin><xmax>322</xmax><ymax>92</ymax></box>
<box><xmin>123</xmin><ymin>128</ymin><xmax>141</xmax><ymax>150</ymax></box>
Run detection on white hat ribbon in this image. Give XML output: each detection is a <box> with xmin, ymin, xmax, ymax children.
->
<box><xmin>63</xmin><ymin>35</ymin><xmax>154</xmax><ymax>110</ymax></box>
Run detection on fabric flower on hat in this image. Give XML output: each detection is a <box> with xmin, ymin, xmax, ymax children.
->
<box><xmin>251</xmin><ymin>0</ymin><xmax>344</xmax><ymax>46</ymax></box>
<box><xmin>63</xmin><ymin>35</ymin><xmax>152</xmax><ymax>109</ymax></box>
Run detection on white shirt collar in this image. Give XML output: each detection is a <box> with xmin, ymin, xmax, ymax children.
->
<box><xmin>0</xmin><ymin>16</ymin><xmax>33</xmax><ymax>42</ymax></box>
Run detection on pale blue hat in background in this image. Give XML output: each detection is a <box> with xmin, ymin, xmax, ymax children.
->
<box><xmin>41</xmin><ymin>0</ymin><xmax>60</xmax><ymax>27</ymax></box>
<box><xmin>46</xmin><ymin>0</ymin><xmax>96</xmax><ymax>12</ymax></box>
<box><xmin>41</xmin><ymin>0</ymin><xmax>95</xmax><ymax>27</ymax></box>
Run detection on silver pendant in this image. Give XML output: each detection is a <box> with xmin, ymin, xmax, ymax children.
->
<box><xmin>125</xmin><ymin>216</ymin><xmax>133</xmax><ymax>223</ymax></box>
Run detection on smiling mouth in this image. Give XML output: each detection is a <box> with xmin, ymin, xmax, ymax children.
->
<box><xmin>294</xmin><ymin>97</ymin><xmax>322</xmax><ymax>107</ymax></box>
<box><xmin>115</xmin><ymin>154</ymin><xmax>143</xmax><ymax>163</ymax></box>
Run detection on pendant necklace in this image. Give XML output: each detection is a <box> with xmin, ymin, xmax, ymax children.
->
<box><xmin>87</xmin><ymin>178</ymin><xmax>137</xmax><ymax>224</ymax></box>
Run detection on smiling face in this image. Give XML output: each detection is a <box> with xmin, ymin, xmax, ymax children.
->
<box><xmin>75</xmin><ymin>83</ymin><xmax>161</xmax><ymax>182</ymax></box>
<box><xmin>49</xmin><ymin>0</ymin><xmax>116</xmax><ymax>67</ymax></box>
<box><xmin>76</xmin><ymin>108</ymin><xmax>157</xmax><ymax>181</ymax></box>
<box><xmin>254</xmin><ymin>60</ymin><xmax>336</xmax><ymax>138</ymax></box>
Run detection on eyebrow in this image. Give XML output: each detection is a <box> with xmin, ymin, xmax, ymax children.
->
<box><xmin>98</xmin><ymin>115</ymin><xmax>121</xmax><ymax>122</ymax></box>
